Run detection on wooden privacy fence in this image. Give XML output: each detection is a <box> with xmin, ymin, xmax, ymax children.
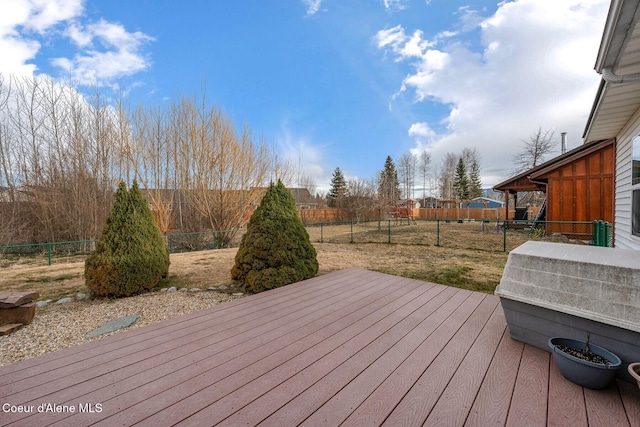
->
<box><xmin>416</xmin><ymin>208</ymin><xmax>506</xmax><ymax>220</ymax></box>
<box><xmin>297</xmin><ymin>207</ymin><xmax>512</xmax><ymax>223</ymax></box>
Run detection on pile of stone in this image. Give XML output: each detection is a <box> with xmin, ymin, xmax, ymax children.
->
<box><xmin>0</xmin><ymin>291</ymin><xmax>39</xmax><ymax>335</ymax></box>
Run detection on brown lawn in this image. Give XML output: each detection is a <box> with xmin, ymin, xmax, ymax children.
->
<box><xmin>0</xmin><ymin>241</ymin><xmax>509</xmax><ymax>301</ymax></box>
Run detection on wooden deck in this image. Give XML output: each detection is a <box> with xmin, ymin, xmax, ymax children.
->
<box><xmin>1</xmin><ymin>268</ymin><xmax>639</xmax><ymax>426</ymax></box>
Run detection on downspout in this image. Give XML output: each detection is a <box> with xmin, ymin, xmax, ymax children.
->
<box><xmin>602</xmin><ymin>67</ymin><xmax>640</xmax><ymax>83</ymax></box>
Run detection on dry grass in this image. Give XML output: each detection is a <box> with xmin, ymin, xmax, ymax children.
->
<box><xmin>0</xmin><ymin>241</ymin><xmax>509</xmax><ymax>301</ymax></box>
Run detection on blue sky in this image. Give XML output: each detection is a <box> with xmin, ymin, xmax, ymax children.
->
<box><xmin>1</xmin><ymin>0</ymin><xmax>610</xmax><ymax>193</ymax></box>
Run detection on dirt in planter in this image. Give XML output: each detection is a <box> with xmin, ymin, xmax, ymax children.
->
<box><xmin>556</xmin><ymin>345</ymin><xmax>613</xmax><ymax>365</ymax></box>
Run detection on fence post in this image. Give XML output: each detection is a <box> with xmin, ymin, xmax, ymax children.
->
<box><xmin>592</xmin><ymin>220</ymin><xmax>607</xmax><ymax>247</ymax></box>
<box><xmin>47</xmin><ymin>242</ymin><xmax>52</xmax><ymax>266</ymax></box>
<box><xmin>168</xmin><ymin>234</ymin><xmax>173</xmax><ymax>253</ymax></box>
<box><xmin>436</xmin><ymin>219</ymin><xmax>440</xmax><ymax>247</ymax></box>
<box><xmin>213</xmin><ymin>231</ymin><xmax>217</xmax><ymax>249</ymax></box>
<box><xmin>320</xmin><ymin>223</ymin><xmax>324</xmax><ymax>243</ymax></box>
<box><xmin>503</xmin><ymin>220</ymin><xmax>507</xmax><ymax>252</ymax></box>
<box><xmin>350</xmin><ymin>221</ymin><xmax>353</xmax><ymax>243</ymax></box>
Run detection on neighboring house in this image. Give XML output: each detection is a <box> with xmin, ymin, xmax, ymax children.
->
<box><xmin>460</xmin><ymin>197</ymin><xmax>505</xmax><ymax>209</ymax></box>
<box><xmin>493</xmin><ymin>138</ymin><xmax>615</xmax><ymax>238</ymax></box>
<box><xmin>583</xmin><ymin>0</ymin><xmax>640</xmax><ymax>250</ymax></box>
<box><xmin>250</xmin><ymin>187</ymin><xmax>317</xmax><ymax>209</ymax></box>
<box><xmin>289</xmin><ymin>187</ymin><xmax>318</xmax><ymax>209</ymax></box>
<box><xmin>419</xmin><ymin>196</ymin><xmax>440</xmax><ymax>208</ymax></box>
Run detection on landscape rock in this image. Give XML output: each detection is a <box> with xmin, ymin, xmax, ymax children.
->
<box><xmin>232</xmin><ymin>293</ymin><xmax>244</xmax><ymax>296</ymax></box>
<box><xmin>56</xmin><ymin>297</ymin><xmax>73</xmax><ymax>305</ymax></box>
<box><xmin>86</xmin><ymin>314</ymin><xmax>141</xmax><ymax>339</ymax></box>
<box><xmin>0</xmin><ymin>292</ymin><xmax>40</xmax><ymax>308</ymax></box>
<box><xmin>0</xmin><ymin>302</ymin><xmax>36</xmax><ymax>326</ymax></box>
<box><xmin>0</xmin><ymin>324</ymin><xmax>22</xmax><ymax>336</ymax></box>
<box><xmin>167</xmin><ymin>287</ymin><xmax>177</xmax><ymax>293</ymax></box>
<box><xmin>36</xmin><ymin>300</ymin><xmax>51</xmax><ymax>309</ymax></box>
<box><xmin>217</xmin><ymin>285</ymin><xmax>228</xmax><ymax>291</ymax></box>
<box><xmin>76</xmin><ymin>293</ymin><xmax>89</xmax><ymax>300</ymax></box>
<box><xmin>189</xmin><ymin>288</ymin><xmax>201</xmax><ymax>292</ymax></box>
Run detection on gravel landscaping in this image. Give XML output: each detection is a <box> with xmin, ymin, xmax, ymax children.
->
<box><xmin>0</xmin><ymin>290</ymin><xmax>244</xmax><ymax>367</ymax></box>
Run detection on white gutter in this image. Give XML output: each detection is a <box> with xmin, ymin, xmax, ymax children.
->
<box><xmin>602</xmin><ymin>67</ymin><xmax>640</xmax><ymax>83</ymax></box>
<box><xmin>595</xmin><ymin>0</ymin><xmax>625</xmax><ymax>72</ymax></box>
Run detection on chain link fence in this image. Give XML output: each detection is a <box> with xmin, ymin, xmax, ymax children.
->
<box><xmin>0</xmin><ymin>220</ymin><xmax>610</xmax><ymax>267</ymax></box>
<box><xmin>306</xmin><ymin>219</ymin><xmax>606</xmax><ymax>252</ymax></box>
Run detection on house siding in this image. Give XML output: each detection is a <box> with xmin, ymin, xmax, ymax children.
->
<box><xmin>614</xmin><ymin>108</ymin><xmax>640</xmax><ymax>250</ymax></box>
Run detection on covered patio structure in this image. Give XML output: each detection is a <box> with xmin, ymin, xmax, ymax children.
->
<box><xmin>493</xmin><ymin>138</ymin><xmax>615</xmax><ymax>239</ymax></box>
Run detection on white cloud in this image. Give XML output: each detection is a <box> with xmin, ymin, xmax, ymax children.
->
<box><xmin>52</xmin><ymin>19</ymin><xmax>154</xmax><ymax>86</ymax></box>
<box><xmin>408</xmin><ymin>122</ymin><xmax>436</xmax><ymax>141</ymax></box>
<box><xmin>275</xmin><ymin>124</ymin><xmax>326</xmax><ymax>190</ymax></box>
<box><xmin>301</xmin><ymin>0</ymin><xmax>323</xmax><ymax>16</ymax></box>
<box><xmin>0</xmin><ymin>0</ymin><xmax>153</xmax><ymax>87</ymax></box>
<box><xmin>383</xmin><ymin>0</ymin><xmax>409</xmax><ymax>11</ymax></box>
<box><xmin>0</xmin><ymin>0</ymin><xmax>84</xmax><ymax>76</ymax></box>
<box><xmin>376</xmin><ymin>0</ymin><xmax>609</xmax><ymax>186</ymax></box>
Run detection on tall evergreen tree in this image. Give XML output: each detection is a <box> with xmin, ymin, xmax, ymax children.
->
<box><xmin>231</xmin><ymin>180</ymin><xmax>318</xmax><ymax>293</ymax></box>
<box><xmin>468</xmin><ymin>160</ymin><xmax>483</xmax><ymax>199</ymax></box>
<box><xmin>85</xmin><ymin>181</ymin><xmax>170</xmax><ymax>298</ymax></box>
<box><xmin>378</xmin><ymin>156</ymin><xmax>400</xmax><ymax>206</ymax></box>
<box><xmin>453</xmin><ymin>158</ymin><xmax>470</xmax><ymax>200</ymax></box>
<box><xmin>326</xmin><ymin>167</ymin><xmax>348</xmax><ymax>208</ymax></box>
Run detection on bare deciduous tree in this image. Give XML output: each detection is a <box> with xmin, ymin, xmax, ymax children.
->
<box><xmin>512</xmin><ymin>127</ymin><xmax>556</xmax><ymax>175</ymax></box>
<box><xmin>398</xmin><ymin>152</ymin><xmax>416</xmax><ymax>200</ymax></box>
<box><xmin>172</xmin><ymin>96</ymin><xmax>271</xmax><ymax>245</ymax></box>
<box><xmin>346</xmin><ymin>177</ymin><xmax>376</xmax><ymax>222</ymax></box>
<box><xmin>127</xmin><ymin>104</ymin><xmax>176</xmax><ymax>233</ymax></box>
<box><xmin>439</xmin><ymin>152</ymin><xmax>458</xmax><ymax>200</ymax></box>
<box><xmin>419</xmin><ymin>150</ymin><xmax>431</xmax><ymax>203</ymax></box>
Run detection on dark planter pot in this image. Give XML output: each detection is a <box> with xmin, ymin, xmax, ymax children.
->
<box><xmin>548</xmin><ymin>337</ymin><xmax>621</xmax><ymax>389</ymax></box>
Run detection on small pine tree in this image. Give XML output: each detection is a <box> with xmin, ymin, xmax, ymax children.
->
<box><xmin>85</xmin><ymin>181</ymin><xmax>170</xmax><ymax>298</ymax></box>
<box><xmin>326</xmin><ymin>167</ymin><xmax>348</xmax><ymax>208</ymax></box>
<box><xmin>378</xmin><ymin>156</ymin><xmax>400</xmax><ymax>205</ymax></box>
<box><xmin>231</xmin><ymin>180</ymin><xmax>318</xmax><ymax>293</ymax></box>
<box><xmin>453</xmin><ymin>158</ymin><xmax>470</xmax><ymax>200</ymax></box>
<box><xmin>468</xmin><ymin>160</ymin><xmax>483</xmax><ymax>199</ymax></box>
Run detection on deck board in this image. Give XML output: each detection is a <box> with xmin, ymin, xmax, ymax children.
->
<box><xmin>507</xmin><ymin>345</ymin><xmax>550</xmax><ymax>426</ymax></box>
<box><xmin>0</xmin><ymin>267</ymin><xmax>637</xmax><ymax>427</ymax></box>
<box><xmin>464</xmin><ymin>328</ymin><xmax>524</xmax><ymax>427</ymax></box>
<box><xmin>381</xmin><ymin>293</ymin><xmax>496</xmax><ymax>426</ymax></box>
<box><xmin>548</xmin><ymin>358</ymin><xmax>588</xmax><ymax>427</ymax></box>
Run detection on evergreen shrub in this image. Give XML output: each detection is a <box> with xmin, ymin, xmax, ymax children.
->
<box><xmin>231</xmin><ymin>180</ymin><xmax>318</xmax><ymax>293</ymax></box>
<box><xmin>85</xmin><ymin>181</ymin><xmax>170</xmax><ymax>298</ymax></box>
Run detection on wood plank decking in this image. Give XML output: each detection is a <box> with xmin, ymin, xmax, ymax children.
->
<box><xmin>1</xmin><ymin>268</ymin><xmax>638</xmax><ymax>426</ymax></box>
